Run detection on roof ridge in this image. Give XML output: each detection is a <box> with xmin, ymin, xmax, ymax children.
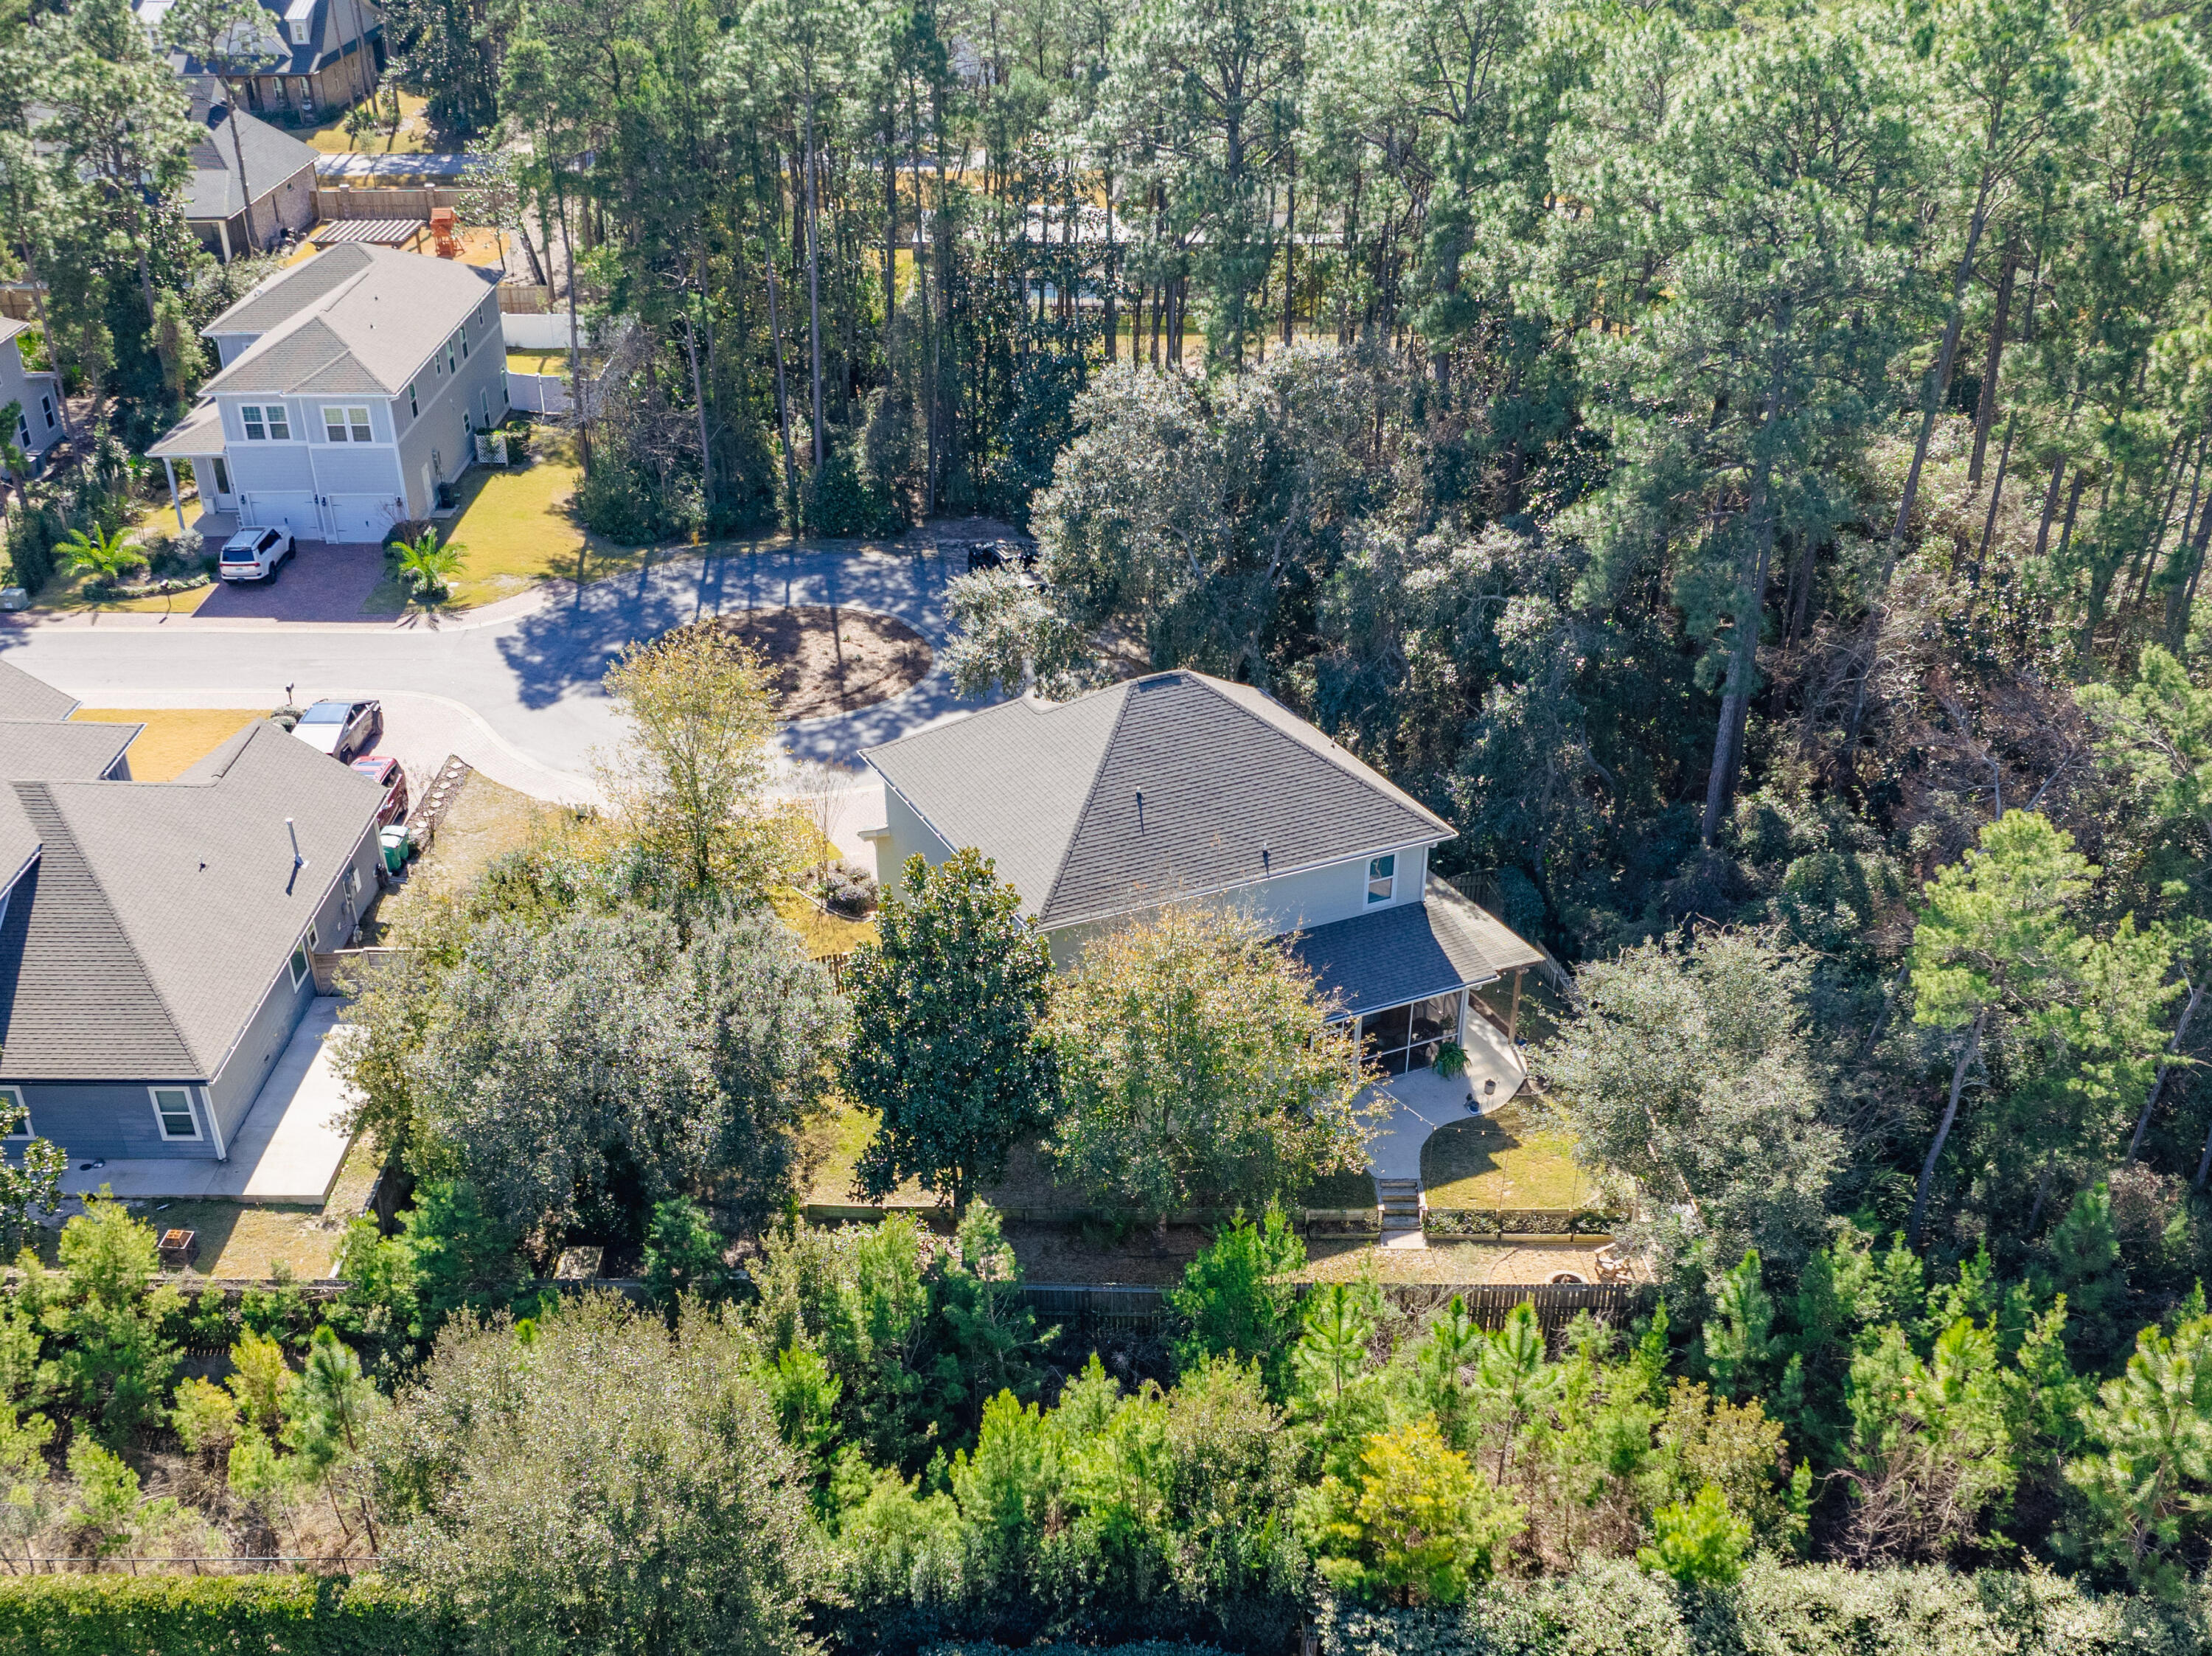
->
<box><xmin>1037</xmin><ymin>680</ymin><xmax>1138</xmax><ymax>919</ymax></box>
<box><xmin>12</xmin><ymin>782</ymin><xmax>201</xmax><ymax>1074</ymax></box>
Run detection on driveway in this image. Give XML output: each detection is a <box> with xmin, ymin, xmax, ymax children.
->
<box><xmin>0</xmin><ymin>544</ymin><xmax>998</xmax><ymax>809</ymax></box>
<box><xmin>194</xmin><ymin>541</ymin><xmax>390</xmax><ymax>622</ymax></box>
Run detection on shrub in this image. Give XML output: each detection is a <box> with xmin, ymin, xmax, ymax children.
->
<box><xmin>1637</xmin><ymin>1483</ymin><xmax>1748</xmax><ymax>1587</ymax></box>
<box><xmin>1168</xmin><ymin>1206</ymin><xmax>1306</xmax><ymax>1397</ymax></box>
<box><xmin>0</xmin><ymin>1573</ymin><xmax>448</xmax><ymax>1656</ymax></box>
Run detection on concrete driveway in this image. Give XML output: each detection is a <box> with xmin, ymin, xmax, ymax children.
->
<box><xmin>195</xmin><ymin>541</ymin><xmax>391</xmax><ymax>622</ymax></box>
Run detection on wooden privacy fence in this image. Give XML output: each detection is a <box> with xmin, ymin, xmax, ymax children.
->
<box><xmin>315</xmin><ymin>185</ymin><xmax>465</xmax><ymax>220</ymax></box>
<box><xmin>1014</xmin><ymin>1279</ymin><xmax>1653</xmax><ymax>1343</ymax></box>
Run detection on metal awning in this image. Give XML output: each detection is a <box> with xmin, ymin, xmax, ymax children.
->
<box><xmin>1290</xmin><ymin>877</ymin><xmax>1543</xmax><ymax>1016</ymax></box>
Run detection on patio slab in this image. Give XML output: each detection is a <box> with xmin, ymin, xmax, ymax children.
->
<box><xmin>58</xmin><ymin>999</ymin><xmax>358</xmax><ymax>1203</ymax></box>
<box><xmin>1363</xmin><ymin>1014</ymin><xmax>1528</xmax><ymax>1181</ymax></box>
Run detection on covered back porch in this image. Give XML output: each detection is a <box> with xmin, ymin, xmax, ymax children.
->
<box><xmin>1291</xmin><ymin>877</ymin><xmax>1547</xmax><ymax>1246</ymax></box>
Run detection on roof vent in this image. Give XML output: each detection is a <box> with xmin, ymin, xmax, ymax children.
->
<box><xmin>285</xmin><ymin>816</ymin><xmax>303</xmax><ymax>870</ymax></box>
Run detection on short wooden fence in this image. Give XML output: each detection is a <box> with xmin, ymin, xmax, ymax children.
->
<box><xmin>314</xmin><ymin>185</ymin><xmax>466</xmax><ymax>220</ymax></box>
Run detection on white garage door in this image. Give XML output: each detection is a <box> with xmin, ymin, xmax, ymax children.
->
<box><xmin>238</xmin><ymin>492</ymin><xmax>321</xmax><ymax>541</ymax></box>
<box><xmin>324</xmin><ymin>494</ymin><xmax>399</xmax><ymax>544</ymax></box>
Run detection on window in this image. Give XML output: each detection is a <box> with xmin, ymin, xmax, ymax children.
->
<box><xmin>324</xmin><ymin>406</ymin><xmax>369</xmax><ymax>442</ymax></box>
<box><xmin>289</xmin><ymin>19</ymin><xmax>307</xmax><ymax>42</ymax></box>
<box><xmin>149</xmin><ymin>1086</ymin><xmax>201</xmax><ymax>1141</ymax></box>
<box><xmin>348</xmin><ymin>406</ymin><xmax>372</xmax><ymax>443</ymax></box>
<box><xmin>266</xmin><ymin>404</ymin><xmax>290</xmax><ymax>440</ymax></box>
<box><xmin>243</xmin><ymin>405</ymin><xmax>265</xmax><ymax>440</ymax></box>
<box><xmin>0</xmin><ymin>1085</ymin><xmax>29</xmax><ymax>1140</ymax></box>
<box><xmin>1354</xmin><ymin>992</ymin><xmax>1461</xmax><ymax>1079</ymax></box>
<box><xmin>13</xmin><ymin>417</ymin><xmax>24</xmax><ymax>451</ymax></box>
<box><xmin>459</xmin><ymin>327</ymin><xmax>469</xmax><ymax>361</ymax></box>
<box><xmin>324</xmin><ymin>406</ymin><xmax>347</xmax><ymax>442</ymax></box>
<box><xmin>289</xmin><ymin>939</ymin><xmax>310</xmax><ymax>989</ymax></box>
<box><xmin>407</xmin><ymin>382</ymin><xmax>417</xmax><ymax>418</ymax></box>
<box><xmin>1367</xmin><ymin>853</ymin><xmax>1397</xmax><ymax>905</ymax></box>
<box><xmin>38</xmin><ymin>394</ymin><xmax>53</xmax><ymax>430</ymax></box>
<box><xmin>212</xmin><ymin>456</ymin><xmax>231</xmax><ymax>495</ymax></box>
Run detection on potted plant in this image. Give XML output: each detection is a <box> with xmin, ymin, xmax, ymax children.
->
<box><xmin>1433</xmin><ymin>1040</ymin><xmax>1467</xmax><ymax>1080</ymax></box>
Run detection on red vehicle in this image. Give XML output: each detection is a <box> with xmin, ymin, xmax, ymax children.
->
<box><xmin>349</xmin><ymin>755</ymin><xmax>409</xmax><ymax>827</ymax></box>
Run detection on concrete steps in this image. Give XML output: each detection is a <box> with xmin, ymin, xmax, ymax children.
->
<box><xmin>1377</xmin><ymin>1177</ymin><xmax>1425</xmax><ymax>1247</ymax></box>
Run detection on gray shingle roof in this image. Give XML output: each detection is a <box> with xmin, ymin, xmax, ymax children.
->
<box><xmin>183</xmin><ymin>105</ymin><xmax>318</xmax><ymax>221</ymax></box>
<box><xmin>0</xmin><ymin>660</ymin><xmax>78</xmax><ymax>722</ymax></box>
<box><xmin>1290</xmin><ymin>877</ymin><xmax>1545</xmax><ymax>1015</ymax></box>
<box><xmin>0</xmin><ymin>720</ymin><xmax>137</xmax><ymax>782</ymax></box>
<box><xmin>0</xmin><ymin>790</ymin><xmax>36</xmax><ymax>897</ymax></box>
<box><xmin>198</xmin><ymin>243</ymin><xmax>496</xmax><ymax>396</ymax></box>
<box><xmin>865</xmin><ymin>669</ymin><xmax>1453</xmax><ymax>927</ymax></box>
<box><xmin>0</xmin><ymin>720</ymin><xmax>382</xmax><ymax>1082</ymax></box>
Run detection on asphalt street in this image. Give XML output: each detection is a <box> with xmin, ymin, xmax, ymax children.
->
<box><xmin>0</xmin><ymin>547</ymin><xmax>991</xmax><ymax>824</ymax></box>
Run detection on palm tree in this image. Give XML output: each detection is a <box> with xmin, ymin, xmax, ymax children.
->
<box><xmin>61</xmin><ymin>524</ymin><xmax>138</xmax><ymax>585</ymax></box>
<box><xmin>392</xmin><ymin>529</ymin><xmax>464</xmax><ymax>600</ymax></box>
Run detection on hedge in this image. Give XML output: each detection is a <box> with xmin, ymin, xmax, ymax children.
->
<box><xmin>0</xmin><ymin>1573</ymin><xmax>450</xmax><ymax>1656</ymax></box>
<box><xmin>1320</xmin><ymin>1558</ymin><xmax>2212</xmax><ymax>1656</ymax></box>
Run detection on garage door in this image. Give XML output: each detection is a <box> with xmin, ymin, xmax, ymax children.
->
<box><xmin>324</xmin><ymin>495</ymin><xmax>399</xmax><ymax>544</ymax></box>
<box><xmin>238</xmin><ymin>492</ymin><xmax>321</xmax><ymax>541</ymax></box>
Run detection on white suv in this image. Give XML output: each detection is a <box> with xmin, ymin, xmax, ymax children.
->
<box><xmin>218</xmin><ymin>526</ymin><xmax>296</xmax><ymax>582</ymax></box>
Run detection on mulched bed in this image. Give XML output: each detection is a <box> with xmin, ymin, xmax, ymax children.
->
<box><xmin>707</xmin><ymin>605</ymin><xmax>933</xmax><ymax>718</ymax></box>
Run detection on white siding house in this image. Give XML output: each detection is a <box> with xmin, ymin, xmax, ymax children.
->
<box><xmin>148</xmin><ymin>243</ymin><xmax>509</xmax><ymax>544</ymax></box>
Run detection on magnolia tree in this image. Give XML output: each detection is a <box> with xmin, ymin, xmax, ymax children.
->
<box><xmin>1046</xmin><ymin>903</ymin><xmax>1376</xmax><ymax>1224</ymax></box>
<box><xmin>840</xmin><ymin>849</ymin><xmax>1056</xmax><ymax>1214</ymax></box>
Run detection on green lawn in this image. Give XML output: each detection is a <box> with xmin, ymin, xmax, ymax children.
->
<box><xmin>1420</xmin><ymin>1100</ymin><xmax>1597</xmax><ymax>1211</ymax></box>
<box><xmin>365</xmin><ymin>430</ymin><xmax>658</xmax><ymax>613</ymax></box>
<box><xmin>302</xmin><ymin>90</ymin><xmax>434</xmax><ymax>155</ymax></box>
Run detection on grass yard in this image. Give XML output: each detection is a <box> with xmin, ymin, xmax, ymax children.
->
<box><xmin>506</xmin><ymin>349</ymin><xmax>580</xmax><ymax>377</ymax></box>
<box><xmin>364</xmin><ymin>429</ymin><xmax>656</xmax><ymax>613</ymax></box>
<box><xmin>1299</xmin><ymin>1236</ymin><xmax>1601</xmax><ymax>1285</ymax></box>
<box><xmin>366</xmin><ymin>770</ymin><xmax>568</xmax><ymax>941</ymax></box>
<box><xmin>771</xmin><ymin>887</ymin><xmax>878</xmax><ymax>958</ymax></box>
<box><xmin>72</xmin><ymin>709</ymin><xmax>263</xmax><ymax>779</ymax></box>
<box><xmin>1420</xmin><ymin>1099</ymin><xmax>1598</xmax><ymax>1211</ymax></box>
<box><xmin>37</xmin><ymin>1136</ymin><xmax>381</xmax><ymax>1279</ymax></box>
<box><xmin>302</xmin><ymin>90</ymin><xmax>433</xmax><ymax>154</ymax></box>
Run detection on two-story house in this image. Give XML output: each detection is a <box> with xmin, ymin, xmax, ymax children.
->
<box><xmin>149</xmin><ymin>243</ymin><xmax>509</xmax><ymax>544</ymax></box>
<box><xmin>860</xmin><ymin>669</ymin><xmax>1545</xmax><ymax>1222</ymax></box>
<box><xmin>141</xmin><ymin>0</ymin><xmax>383</xmax><ymax>124</ymax></box>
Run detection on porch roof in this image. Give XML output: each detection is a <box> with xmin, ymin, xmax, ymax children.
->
<box><xmin>147</xmin><ymin>401</ymin><xmax>224</xmax><ymax>460</ymax></box>
<box><xmin>1292</xmin><ymin>877</ymin><xmax>1544</xmax><ymax>1017</ymax></box>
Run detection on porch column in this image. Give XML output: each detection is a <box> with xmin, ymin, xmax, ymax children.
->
<box><xmin>161</xmin><ymin>456</ymin><xmax>184</xmax><ymax>531</ymax></box>
<box><xmin>1507</xmin><ymin>967</ymin><xmax>1523</xmax><ymax>1043</ymax></box>
<box><xmin>218</xmin><ymin>216</ymin><xmax>232</xmax><ymax>263</ymax></box>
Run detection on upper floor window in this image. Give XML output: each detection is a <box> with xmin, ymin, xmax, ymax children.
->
<box><xmin>324</xmin><ymin>405</ymin><xmax>372</xmax><ymax>443</ymax></box>
<box><xmin>39</xmin><ymin>395</ymin><xmax>53</xmax><ymax>429</ymax></box>
<box><xmin>289</xmin><ymin>20</ymin><xmax>307</xmax><ymax>43</ymax></box>
<box><xmin>13</xmin><ymin>417</ymin><xmax>26</xmax><ymax>451</ymax></box>
<box><xmin>0</xmin><ymin>1085</ymin><xmax>29</xmax><ymax>1141</ymax></box>
<box><xmin>1366</xmin><ymin>853</ymin><xmax>1396</xmax><ymax>905</ymax></box>
<box><xmin>445</xmin><ymin>335</ymin><xmax>459</xmax><ymax>375</ymax></box>
<box><xmin>240</xmin><ymin>403</ymin><xmax>289</xmax><ymax>440</ymax></box>
<box><xmin>458</xmin><ymin>327</ymin><xmax>470</xmax><ymax>361</ymax></box>
<box><xmin>407</xmin><ymin>382</ymin><xmax>418</xmax><ymax>418</ymax></box>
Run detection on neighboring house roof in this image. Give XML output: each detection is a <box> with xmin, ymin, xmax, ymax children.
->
<box><xmin>0</xmin><ymin>718</ymin><xmax>382</xmax><ymax>1082</ymax></box>
<box><xmin>0</xmin><ymin>720</ymin><xmax>137</xmax><ymax>781</ymax></box>
<box><xmin>864</xmin><ymin>669</ymin><xmax>1454</xmax><ymax>928</ymax></box>
<box><xmin>147</xmin><ymin>0</ymin><xmax>383</xmax><ymax>83</ymax></box>
<box><xmin>0</xmin><ymin>660</ymin><xmax>78</xmax><ymax>721</ymax></box>
<box><xmin>0</xmin><ymin>790</ymin><xmax>36</xmax><ymax>897</ymax></box>
<box><xmin>182</xmin><ymin>100</ymin><xmax>318</xmax><ymax>222</ymax></box>
<box><xmin>196</xmin><ymin>243</ymin><xmax>497</xmax><ymax>397</ymax></box>
<box><xmin>1290</xmin><ymin>877</ymin><xmax>1546</xmax><ymax>1016</ymax></box>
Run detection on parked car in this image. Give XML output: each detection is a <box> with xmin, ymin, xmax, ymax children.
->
<box><xmin>964</xmin><ymin>540</ymin><xmax>1038</xmax><ymax>574</ymax></box>
<box><xmin>218</xmin><ymin>526</ymin><xmax>296</xmax><ymax>582</ymax></box>
<box><xmin>291</xmin><ymin>698</ymin><xmax>383</xmax><ymax>762</ymax></box>
<box><xmin>349</xmin><ymin>754</ymin><xmax>409</xmax><ymax>826</ymax></box>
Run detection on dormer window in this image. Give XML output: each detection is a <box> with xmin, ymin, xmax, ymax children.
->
<box><xmin>289</xmin><ymin>19</ymin><xmax>308</xmax><ymax>43</ymax></box>
<box><xmin>1366</xmin><ymin>854</ymin><xmax>1396</xmax><ymax>905</ymax></box>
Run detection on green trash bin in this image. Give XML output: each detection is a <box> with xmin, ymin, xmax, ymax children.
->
<box><xmin>379</xmin><ymin>825</ymin><xmax>410</xmax><ymax>872</ymax></box>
